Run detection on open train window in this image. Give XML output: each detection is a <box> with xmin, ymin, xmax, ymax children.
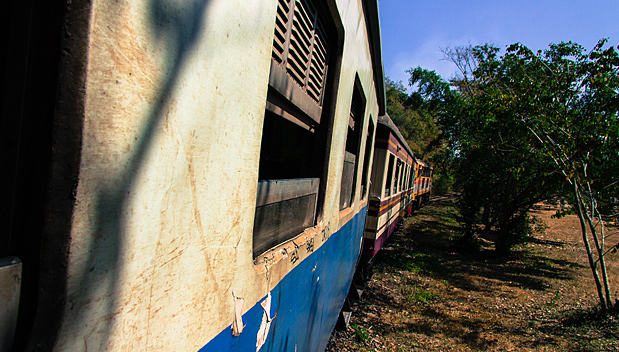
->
<box><xmin>394</xmin><ymin>161</ymin><xmax>399</xmax><ymax>194</ymax></box>
<box><xmin>360</xmin><ymin>118</ymin><xmax>374</xmax><ymax>199</ymax></box>
<box><xmin>384</xmin><ymin>154</ymin><xmax>394</xmax><ymax>197</ymax></box>
<box><xmin>404</xmin><ymin>165</ymin><xmax>409</xmax><ymax>190</ymax></box>
<box><xmin>393</xmin><ymin>159</ymin><xmax>401</xmax><ymax>195</ymax></box>
<box><xmin>340</xmin><ymin>76</ymin><xmax>366</xmax><ymax>210</ymax></box>
<box><xmin>253</xmin><ymin>0</ymin><xmax>342</xmax><ymax>258</ymax></box>
<box><xmin>398</xmin><ymin>161</ymin><xmax>404</xmax><ymax>192</ymax></box>
<box><xmin>407</xmin><ymin>165</ymin><xmax>411</xmax><ymax>189</ymax></box>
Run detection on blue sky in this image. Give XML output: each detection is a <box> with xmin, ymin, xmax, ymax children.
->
<box><xmin>378</xmin><ymin>0</ymin><xmax>619</xmax><ymax>89</ymax></box>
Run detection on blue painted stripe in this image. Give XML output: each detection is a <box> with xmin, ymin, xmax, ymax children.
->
<box><xmin>200</xmin><ymin>206</ymin><xmax>367</xmax><ymax>352</ymax></box>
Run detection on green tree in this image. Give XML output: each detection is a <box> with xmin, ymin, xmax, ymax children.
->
<box><xmin>385</xmin><ymin>78</ymin><xmax>442</xmax><ymax>160</ymax></box>
<box><xmin>385</xmin><ymin>77</ymin><xmax>452</xmax><ymax>193</ymax></box>
<box><xmin>438</xmin><ymin>39</ymin><xmax>619</xmax><ymax>309</ymax></box>
<box><xmin>404</xmin><ymin>63</ymin><xmax>560</xmax><ymax>253</ymax></box>
<box><xmin>472</xmin><ymin>40</ymin><xmax>619</xmax><ymax>309</ymax></box>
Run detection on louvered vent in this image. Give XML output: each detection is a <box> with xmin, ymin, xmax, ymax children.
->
<box><xmin>272</xmin><ymin>0</ymin><xmax>290</xmax><ymax>64</ymax></box>
<box><xmin>272</xmin><ymin>0</ymin><xmax>328</xmax><ymax>105</ymax></box>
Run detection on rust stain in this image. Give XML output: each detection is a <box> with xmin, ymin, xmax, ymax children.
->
<box><xmin>185</xmin><ymin>143</ymin><xmax>204</xmax><ymax>236</ymax></box>
<box><xmin>254</xmin><ymin>221</ymin><xmax>325</xmax><ymax>270</ymax></box>
<box><xmin>164</xmin><ymin>99</ymin><xmax>178</xmax><ymax>135</ymax></box>
<box><xmin>101</xmin><ymin>12</ymin><xmax>156</xmax><ymax>89</ymax></box>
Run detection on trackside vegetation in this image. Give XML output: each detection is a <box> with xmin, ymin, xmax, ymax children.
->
<box><xmin>387</xmin><ymin>39</ymin><xmax>619</xmax><ymax>310</ymax></box>
<box><xmin>327</xmin><ymin>196</ymin><xmax>619</xmax><ymax>351</ymax></box>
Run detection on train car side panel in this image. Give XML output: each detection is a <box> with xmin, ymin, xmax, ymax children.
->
<box><xmin>363</xmin><ymin>115</ymin><xmax>416</xmax><ymax>257</ymax></box>
<box><xmin>42</xmin><ymin>1</ymin><xmax>278</xmax><ymax>350</ymax></box>
<box><xmin>3</xmin><ymin>0</ymin><xmax>386</xmax><ymax>350</ymax></box>
<box><xmin>201</xmin><ymin>207</ymin><xmax>366</xmax><ymax>352</ymax></box>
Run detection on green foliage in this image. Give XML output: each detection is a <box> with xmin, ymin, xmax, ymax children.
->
<box><xmin>407</xmin><ymin>67</ymin><xmax>452</xmax><ymax>104</ymax></box>
<box><xmin>385</xmin><ymin>77</ymin><xmax>454</xmax><ymax>193</ymax></box>
<box><xmin>417</xmin><ymin>38</ymin><xmax>618</xmax><ymax>308</ymax></box>
<box><xmin>350</xmin><ymin>323</ymin><xmax>370</xmax><ymax>342</ymax></box>
<box><xmin>421</xmin><ymin>39</ymin><xmax>619</xmax><ymax>257</ymax></box>
<box><xmin>431</xmin><ymin>168</ymin><xmax>454</xmax><ymax>194</ymax></box>
<box><xmin>399</xmin><ymin>284</ymin><xmax>440</xmax><ymax>304</ymax></box>
<box><xmin>385</xmin><ymin>78</ymin><xmax>444</xmax><ymax>160</ymax></box>
<box><xmin>386</xmin><ymin>70</ymin><xmax>459</xmax><ymax>194</ymax></box>
<box><xmin>547</xmin><ymin>291</ymin><xmax>563</xmax><ymax>308</ymax></box>
<box><xmin>394</xmin><ymin>38</ymin><xmax>618</xmax><ymax>262</ymax></box>
<box><xmin>467</xmin><ymin>40</ymin><xmax>619</xmax><ymax>202</ymax></box>
<box><xmin>406</xmin><ymin>289</ymin><xmax>439</xmax><ymax>304</ymax></box>
<box><xmin>552</xmin><ymin>208</ymin><xmax>575</xmax><ymax>219</ymax></box>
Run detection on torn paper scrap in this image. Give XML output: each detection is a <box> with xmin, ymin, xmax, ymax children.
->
<box><xmin>256</xmin><ymin>293</ymin><xmax>272</xmax><ymax>351</ymax></box>
<box><xmin>232</xmin><ymin>294</ymin><xmax>245</xmax><ymax>337</ymax></box>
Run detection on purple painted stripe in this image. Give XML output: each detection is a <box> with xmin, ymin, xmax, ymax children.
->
<box><xmin>372</xmin><ymin>216</ymin><xmax>399</xmax><ymax>256</ymax></box>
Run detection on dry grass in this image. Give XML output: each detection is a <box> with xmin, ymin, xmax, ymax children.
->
<box><xmin>327</xmin><ymin>195</ymin><xmax>619</xmax><ymax>351</ymax></box>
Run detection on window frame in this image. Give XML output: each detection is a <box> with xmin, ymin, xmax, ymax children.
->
<box><xmin>339</xmin><ymin>76</ymin><xmax>367</xmax><ymax>210</ymax></box>
<box><xmin>384</xmin><ymin>154</ymin><xmax>395</xmax><ymax>198</ymax></box>
<box><xmin>360</xmin><ymin>118</ymin><xmax>374</xmax><ymax>199</ymax></box>
<box><xmin>253</xmin><ymin>0</ymin><xmax>344</xmax><ymax>259</ymax></box>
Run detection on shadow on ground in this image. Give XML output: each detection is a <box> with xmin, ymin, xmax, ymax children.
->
<box><xmin>377</xmin><ymin>198</ymin><xmax>581</xmax><ymax>293</ymax></box>
<box><xmin>366</xmin><ymin>196</ymin><xmax>585</xmax><ymax>349</ymax></box>
<box><xmin>328</xmin><ymin>195</ymin><xmax>619</xmax><ymax>351</ymax></box>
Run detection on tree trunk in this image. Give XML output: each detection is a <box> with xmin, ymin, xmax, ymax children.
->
<box><xmin>582</xmin><ymin>186</ymin><xmax>612</xmax><ymax>308</ymax></box>
<box><xmin>573</xmin><ymin>183</ymin><xmax>608</xmax><ymax>310</ymax></box>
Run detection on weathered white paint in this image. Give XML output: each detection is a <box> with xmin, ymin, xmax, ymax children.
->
<box><xmin>52</xmin><ymin>0</ymin><xmax>382</xmax><ymax>350</ymax></box>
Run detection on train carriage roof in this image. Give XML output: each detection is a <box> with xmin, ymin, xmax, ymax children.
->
<box><xmin>377</xmin><ymin>113</ymin><xmax>416</xmax><ymax>162</ymax></box>
<box><xmin>362</xmin><ymin>0</ymin><xmax>386</xmax><ymax>115</ymax></box>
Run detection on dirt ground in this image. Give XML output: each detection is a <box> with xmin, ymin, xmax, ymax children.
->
<box><xmin>326</xmin><ymin>195</ymin><xmax>619</xmax><ymax>351</ymax></box>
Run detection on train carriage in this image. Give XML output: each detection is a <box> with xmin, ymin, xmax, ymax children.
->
<box><xmin>1</xmin><ymin>0</ymin><xmax>387</xmax><ymax>351</ymax></box>
<box><xmin>362</xmin><ymin>114</ymin><xmax>417</xmax><ymax>259</ymax></box>
<box><xmin>414</xmin><ymin>160</ymin><xmax>434</xmax><ymax>208</ymax></box>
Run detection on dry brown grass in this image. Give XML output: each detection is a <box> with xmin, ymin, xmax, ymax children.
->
<box><xmin>327</xmin><ymin>195</ymin><xmax>619</xmax><ymax>351</ymax></box>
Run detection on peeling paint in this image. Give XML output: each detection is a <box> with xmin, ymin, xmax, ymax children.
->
<box><xmin>253</xmin><ymin>221</ymin><xmax>326</xmax><ymax>270</ymax></box>
<box><xmin>255</xmin><ymin>293</ymin><xmax>273</xmax><ymax>351</ymax></box>
<box><xmin>231</xmin><ymin>292</ymin><xmax>244</xmax><ymax>337</ymax></box>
